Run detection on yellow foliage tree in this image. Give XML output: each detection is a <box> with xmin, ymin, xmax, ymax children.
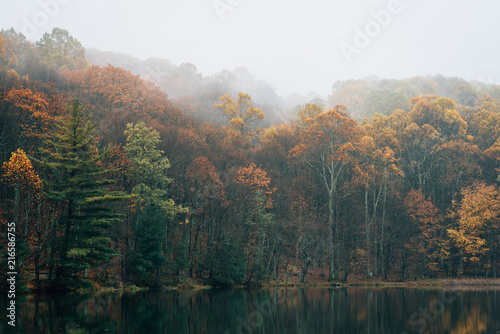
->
<box><xmin>0</xmin><ymin>32</ymin><xmax>19</xmax><ymax>85</ymax></box>
<box><xmin>448</xmin><ymin>182</ymin><xmax>500</xmax><ymax>276</ymax></box>
<box><xmin>2</xmin><ymin>149</ymin><xmax>43</xmax><ymax>228</ymax></box>
<box><xmin>1</xmin><ymin>149</ymin><xmax>43</xmax><ymax>284</ymax></box>
<box><xmin>214</xmin><ymin>92</ymin><xmax>264</xmax><ymax>136</ymax></box>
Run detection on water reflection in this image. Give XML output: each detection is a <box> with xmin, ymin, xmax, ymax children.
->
<box><xmin>1</xmin><ymin>288</ymin><xmax>499</xmax><ymax>333</ymax></box>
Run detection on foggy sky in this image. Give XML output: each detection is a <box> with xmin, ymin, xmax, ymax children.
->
<box><xmin>1</xmin><ymin>0</ymin><xmax>499</xmax><ymax>96</ymax></box>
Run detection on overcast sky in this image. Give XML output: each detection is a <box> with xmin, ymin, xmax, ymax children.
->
<box><xmin>1</xmin><ymin>0</ymin><xmax>499</xmax><ymax>96</ymax></box>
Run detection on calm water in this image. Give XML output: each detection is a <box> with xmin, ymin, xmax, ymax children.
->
<box><xmin>1</xmin><ymin>287</ymin><xmax>500</xmax><ymax>333</ymax></box>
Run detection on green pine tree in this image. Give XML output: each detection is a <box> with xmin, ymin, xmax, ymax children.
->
<box><xmin>37</xmin><ymin>99</ymin><xmax>129</xmax><ymax>289</ymax></box>
<box><xmin>124</xmin><ymin>122</ymin><xmax>177</xmax><ymax>215</ymax></box>
<box><xmin>124</xmin><ymin>122</ymin><xmax>181</xmax><ymax>283</ymax></box>
<box><xmin>127</xmin><ymin>206</ymin><xmax>167</xmax><ymax>282</ymax></box>
<box><xmin>209</xmin><ymin>239</ymin><xmax>247</xmax><ymax>287</ymax></box>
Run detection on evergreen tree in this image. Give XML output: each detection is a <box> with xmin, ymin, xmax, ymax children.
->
<box><xmin>127</xmin><ymin>206</ymin><xmax>167</xmax><ymax>282</ymax></box>
<box><xmin>37</xmin><ymin>99</ymin><xmax>129</xmax><ymax>289</ymax></box>
<box><xmin>124</xmin><ymin>122</ymin><xmax>176</xmax><ymax>214</ymax></box>
<box><xmin>124</xmin><ymin>122</ymin><xmax>180</xmax><ymax>283</ymax></box>
<box><xmin>209</xmin><ymin>239</ymin><xmax>247</xmax><ymax>287</ymax></box>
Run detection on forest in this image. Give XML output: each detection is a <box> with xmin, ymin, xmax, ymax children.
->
<box><xmin>1</xmin><ymin>27</ymin><xmax>500</xmax><ymax>291</ymax></box>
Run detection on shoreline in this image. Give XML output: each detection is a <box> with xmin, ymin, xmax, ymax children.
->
<box><xmin>256</xmin><ymin>278</ymin><xmax>500</xmax><ymax>290</ymax></box>
<box><xmin>35</xmin><ymin>278</ymin><xmax>500</xmax><ymax>294</ymax></box>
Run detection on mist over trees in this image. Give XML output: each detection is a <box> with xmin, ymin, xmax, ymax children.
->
<box><xmin>86</xmin><ymin>47</ymin><xmax>500</xmax><ymax>126</ymax></box>
<box><xmin>1</xmin><ymin>27</ymin><xmax>500</xmax><ymax>290</ymax></box>
<box><xmin>86</xmin><ymin>48</ymin><xmax>288</xmax><ymax>126</ymax></box>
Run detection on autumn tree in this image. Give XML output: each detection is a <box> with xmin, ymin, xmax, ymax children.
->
<box><xmin>448</xmin><ymin>182</ymin><xmax>500</xmax><ymax>277</ymax></box>
<box><xmin>2</xmin><ymin>149</ymin><xmax>42</xmax><ymax>232</ymax></box>
<box><xmin>2</xmin><ymin>87</ymin><xmax>59</xmax><ymax>155</ymax></box>
<box><xmin>288</xmin><ymin>194</ymin><xmax>318</xmax><ymax>283</ymax></box>
<box><xmin>234</xmin><ymin>163</ymin><xmax>274</xmax><ymax>283</ymax></box>
<box><xmin>408</xmin><ymin>96</ymin><xmax>467</xmax><ymax>140</ymax></box>
<box><xmin>184</xmin><ymin>156</ymin><xmax>224</xmax><ymax>278</ymax></box>
<box><xmin>362</xmin><ymin>113</ymin><xmax>403</xmax><ymax>278</ymax></box>
<box><xmin>290</xmin><ymin>104</ymin><xmax>364</xmax><ymax>280</ymax></box>
<box><xmin>363</xmin><ymin>90</ymin><xmax>409</xmax><ymax>116</ymax></box>
<box><xmin>355</xmin><ymin>132</ymin><xmax>401</xmax><ymax>277</ymax></box>
<box><xmin>467</xmin><ymin>109</ymin><xmax>500</xmax><ymax>150</ymax></box>
<box><xmin>403</xmin><ymin>190</ymin><xmax>443</xmax><ymax>278</ymax></box>
<box><xmin>455</xmin><ymin>84</ymin><xmax>478</xmax><ymax>107</ymax></box>
<box><xmin>293</xmin><ymin>103</ymin><xmax>323</xmax><ymax>126</ymax></box>
<box><xmin>0</xmin><ymin>31</ymin><xmax>19</xmax><ymax>89</ymax></box>
<box><xmin>433</xmin><ymin>140</ymin><xmax>483</xmax><ymax>207</ymax></box>
<box><xmin>1</xmin><ymin>149</ymin><xmax>42</xmax><ymax>288</ymax></box>
<box><xmin>327</xmin><ymin>85</ymin><xmax>367</xmax><ymax>118</ymax></box>
<box><xmin>214</xmin><ymin>92</ymin><xmax>264</xmax><ymax>136</ymax></box>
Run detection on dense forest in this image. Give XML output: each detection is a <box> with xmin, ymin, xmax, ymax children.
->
<box><xmin>1</xmin><ymin>27</ymin><xmax>500</xmax><ymax>291</ymax></box>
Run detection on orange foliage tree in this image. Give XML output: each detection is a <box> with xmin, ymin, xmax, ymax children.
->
<box><xmin>403</xmin><ymin>190</ymin><xmax>443</xmax><ymax>278</ymax></box>
<box><xmin>1</xmin><ymin>149</ymin><xmax>43</xmax><ymax>286</ymax></box>
<box><xmin>448</xmin><ymin>182</ymin><xmax>500</xmax><ymax>277</ymax></box>
<box><xmin>290</xmin><ymin>104</ymin><xmax>365</xmax><ymax>281</ymax></box>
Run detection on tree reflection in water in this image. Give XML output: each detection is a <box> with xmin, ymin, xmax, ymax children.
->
<box><xmin>1</xmin><ymin>288</ymin><xmax>499</xmax><ymax>333</ymax></box>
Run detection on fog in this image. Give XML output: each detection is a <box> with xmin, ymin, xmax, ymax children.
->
<box><xmin>1</xmin><ymin>0</ymin><xmax>499</xmax><ymax>96</ymax></box>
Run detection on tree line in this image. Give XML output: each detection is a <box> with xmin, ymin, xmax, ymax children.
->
<box><xmin>1</xmin><ymin>28</ymin><xmax>499</xmax><ymax>290</ymax></box>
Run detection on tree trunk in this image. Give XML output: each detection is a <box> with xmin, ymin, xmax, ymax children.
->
<box><xmin>328</xmin><ymin>193</ymin><xmax>335</xmax><ymax>281</ymax></box>
<box><xmin>188</xmin><ymin>216</ymin><xmax>196</xmax><ymax>277</ymax></box>
<box><xmin>47</xmin><ymin>208</ymin><xmax>58</xmax><ymax>280</ymax></box>
<box><xmin>286</xmin><ymin>256</ymin><xmax>298</xmax><ymax>284</ymax></box>
<box><xmin>341</xmin><ymin>260</ymin><xmax>350</xmax><ymax>283</ymax></box>
<box><xmin>287</xmin><ymin>235</ymin><xmax>301</xmax><ymax>283</ymax></box>
<box><xmin>13</xmin><ymin>184</ymin><xmax>19</xmax><ymax>229</ymax></box>
<box><xmin>384</xmin><ymin>233</ymin><xmax>392</xmax><ymax>280</ymax></box>
<box><xmin>273</xmin><ymin>256</ymin><xmax>280</xmax><ymax>281</ymax></box>
<box><xmin>281</xmin><ymin>257</ymin><xmax>290</xmax><ymax>282</ymax></box>
<box><xmin>300</xmin><ymin>257</ymin><xmax>310</xmax><ymax>283</ymax></box>
<box><xmin>34</xmin><ymin>202</ymin><xmax>43</xmax><ymax>287</ymax></box>
<box><xmin>486</xmin><ymin>252</ymin><xmax>491</xmax><ymax>278</ymax></box>
<box><xmin>365</xmin><ymin>187</ymin><xmax>371</xmax><ymax>277</ymax></box>
<box><xmin>380</xmin><ymin>171</ymin><xmax>387</xmax><ymax>279</ymax></box>
<box><xmin>24</xmin><ymin>195</ymin><xmax>31</xmax><ymax>239</ymax></box>
<box><xmin>459</xmin><ymin>251</ymin><xmax>463</xmax><ymax>276</ymax></box>
<box><xmin>494</xmin><ymin>251</ymin><xmax>497</xmax><ymax>278</ymax></box>
<box><xmin>55</xmin><ymin>200</ymin><xmax>74</xmax><ymax>284</ymax></box>
<box><xmin>334</xmin><ymin>200</ymin><xmax>341</xmax><ymax>280</ymax></box>
<box><xmin>400</xmin><ymin>251</ymin><xmax>407</xmax><ymax>280</ymax></box>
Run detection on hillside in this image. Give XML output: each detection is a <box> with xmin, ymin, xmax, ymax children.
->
<box><xmin>1</xmin><ymin>27</ymin><xmax>500</xmax><ymax>291</ymax></box>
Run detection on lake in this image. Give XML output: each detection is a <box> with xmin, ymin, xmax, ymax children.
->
<box><xmin>2</xmin><ymin>287</ymin><xmax>500</xmax><ymax>333</ymax></box>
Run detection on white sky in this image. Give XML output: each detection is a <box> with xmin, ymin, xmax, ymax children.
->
<box><xmin>1</xmin><ymin>0</ymin><xmax>499</xmax><ymax>96</ymax></box>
